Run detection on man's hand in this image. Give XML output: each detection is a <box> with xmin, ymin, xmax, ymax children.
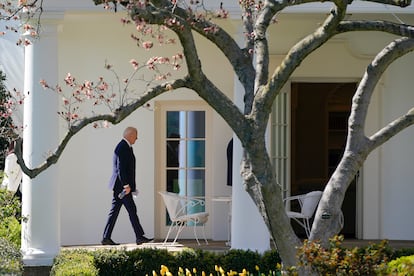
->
<box><xmin>123</xmin><ymin>185</ymin><xmax>131</xmax><ymax>195</ymax></box>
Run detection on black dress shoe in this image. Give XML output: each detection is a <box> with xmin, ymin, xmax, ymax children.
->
<box><xmin>136</xmin><ymin>236</ymin><xmax>153</xmax><ymax>245</ymax></box>
<box><xmin>101</xmin><ymin>238</ymin><xmax>120</xmax><ymax>245</ymax></box>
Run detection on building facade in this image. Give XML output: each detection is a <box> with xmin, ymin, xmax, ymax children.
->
<box><xmin>1</xmin><ymin>0</ymin><xmax>414</xmax><ymax>266</ymax></box>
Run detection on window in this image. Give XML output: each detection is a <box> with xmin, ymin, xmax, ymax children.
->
<box><xmin>270</xmin><ymin>87</ymin><xmax>290</xmax><ymax>198</ymax></box>
<box><xmin>166</xmin><ymin>110</ymin><xmax>206</xmax><ymax>200</ymax></box>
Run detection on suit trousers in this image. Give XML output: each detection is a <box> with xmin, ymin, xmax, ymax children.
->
<box><xmin>103</xmin><ymin>192</ymin><xmax>145</xmax><ymax>241</ymax></box>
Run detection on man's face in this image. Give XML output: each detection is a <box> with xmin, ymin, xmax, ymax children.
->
<box><xmin>128</xmin><ymin>130</ymin><xmax>138</xmax><ymax>145</ymax></box>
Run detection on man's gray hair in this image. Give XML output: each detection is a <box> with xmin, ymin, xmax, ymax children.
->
<box><xmin>123</xmin><ymin>127</ymin><xmax>137</xmax><ymax>138</ymax></box>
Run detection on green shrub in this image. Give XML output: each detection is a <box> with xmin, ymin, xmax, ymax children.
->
<box><xmin>0</xmin><ymin>188</ymin><xmax>21</xmax><ymax>219</ymax></box>
<box><xmin>0</xmin><ymin>216</ymin><xmax>21</xmax><ymax>247</ymax></box>
<box><xmin>51</xmin><ymin>250</ymin><xmax>98</xmax><ymax>276</ymax></box>
<box><xmin>125</xmin><ymin>247</ymin><xmax>174</xmax><ymax>275</ymax></box>
<box><xmin>296</xmin><ymin>235</ymin><xmax>391</xmax><ymax>275</ymax></box>
<box><xmin>173</xmin><ymin>248</ymin><xmax>220</xmax><ymax>274</ymax></box>
<box><xmin>91</xmin><ymin>249</ymin><xmax>130</xmax><ymax>276</ymax></box>
<box><xmin>261</xmin><ymin>249</ymin><xmax>282</xmax><ymax>273</ymax></box>
<box><xmin>0</xmin><ymin>188</ymin><xmax>22</xmax><ymax>248</ymax></box>
<box><xmin>379</xmin><ymin>255</ymin><xmax>414</xmax><ymax>275</ymax></box>
<box><xmin>0</xmin><ymin>237</ymin><xmax>23</xmax><ymax>275</ymax></box>
<box><xmin>220</xmin><ymin>249</ymin><xmax>262</xmax><ymax>273</ymax></box>
<box><xmin>53</xmin><ymin>247</ymin><xmax>282</xmax><ymax>275</ymax></box>
<box><xmin>392</xmin><ymin>248</ymin><xmax>414</xmax><ymax>260</ymax></box>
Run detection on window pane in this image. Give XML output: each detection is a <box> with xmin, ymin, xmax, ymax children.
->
<box><xmin>166</xmin><ymin>140</ymin><xmax>180</xmax><ymax>167</ymax></box>
<box><xmin>166</xmin><ymin>111</ymin><xmax>179</xmax><ymax>138</ymax></box>
<box><xmin>166</xmin><ymin>169</ymin><xmax>179</xmax><ymax>193</ymax></box>
<box><xmin>187</xmin><ymin>170</ymin><xmax>205</xmax><ymax>217</ymax></box>
<box><xmin>187</xmin><ymin>170</ymin><xmax>205</xmax><ymax>197</ymax></box>
<box><xmin>178</xmin><ymin>140</ymin><xmax>186</xmax><ymax>168</ymax></box>
<box><xmin>187</xmin><ymin>111</ymin><xmax>205</xmax><ymax>138</ymax></box>
<box><xmin>167</xmin><ymin>111</ymin><xmax>186</xmax><ymax>138</ymax></box>
<box><xmin>187</xmin><ymin>141</ymin><xmax>205</xmax><ymax>167</ymax></box>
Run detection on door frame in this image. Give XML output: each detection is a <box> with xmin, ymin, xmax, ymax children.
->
<box><xmin>154</xmin><ymin>100</ymin><xmax>212</xmax><ymax>240</ymax></box>
<box><xmin>272</xmin><ymin>79</ymin><xmax>363</xmax><ymax>238</ymax></box>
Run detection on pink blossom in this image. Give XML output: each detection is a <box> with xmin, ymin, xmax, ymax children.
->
<box><xmin>64</xmin><ymin>73</ymin><xmax>75</xmax><ymax>86</ymax></box>
<box><xmin>142</xmin><ymin>41</ymin><xmax>153</xmax><ymax>50</ymax></box>
<box><xmin>39</xmin><ymin>79</ymin><xmax>49</xmax><ymax>88</ymax></box>
<box><xmin>130</xmin><ymin>59</ymin><xmax>139</xmax><ymax>70</ymax></box>
<box><xmin>97</xmin><ymin>82</ymin><xmax>109</xmax><ymax>91</ymax></box>
<box><xmin>172</xmin><ymin>53</ymin><xmax>183</xmax><ymax>62</ymax></box>
<box><xmin>84</xmin><ymin>81</ymin><xmax>93</xmax><ymax>89</ymax></box>
<box><xmin>23</xmin><ymin>24</ymin><xmax>33</xmax><ymax>31</ymax></box>
<box><xmin>23</xmin><ymin>39</ymin><xmax>31</xmax><ymax>46</ymax></box>
<box><xmin>62</xmin><ymin>97</ymin><xmax>69</xmax><ymax>105</ymax></box>
<box><xmin>120</xmin><ymin>17</ymin><xmax>131</xmax><ymax>25</ymax></box>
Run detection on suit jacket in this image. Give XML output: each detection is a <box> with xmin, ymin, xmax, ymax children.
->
<box><xmin>108</xmin><ymin>139</ymin><xmax>136</xmax><ymax>192</ymax></box>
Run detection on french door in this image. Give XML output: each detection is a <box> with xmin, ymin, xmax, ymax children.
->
<box><xmin>155</xmin><ymin>101</ymin><xmax>211</xmax><ymax>239</ymax></box>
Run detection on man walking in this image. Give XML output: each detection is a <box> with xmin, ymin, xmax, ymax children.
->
<box><xmin>102</xmin><ymin>127</ymin><xmax>152</xmax><ymax>245</ymax></box>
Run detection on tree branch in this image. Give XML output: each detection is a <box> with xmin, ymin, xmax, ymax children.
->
<box><xmin>368</xmin><ymin>113</ymin><xmax>414</xmax><ymax>150</ymax></box>
<box><xmin>129</xmin><ymin>1</ymin><xmax>257</xmax><ymax>112</ymax></box>
<box><xmin>362</xmin><ymin>0</ymin><xmax>411</xmax><ymax>7</ymax></box>
<box><xmin>348</xmin><ymin>37</ymin><xmax>414</xmax><ymax>150</ymax></box>
<box><xmin>130</xmin><ymin>2</ymin><xmax>250</xmax><ymax>141</ymax></box>
<box><xmin>338</xmin><ymin>20</ymin><xmax>414</xmax><ymax>38</ymax></box>
<box><xmin>253</xmin><ymin>2</ymin><xmax>347</xmax><ymax>127</ymax></box>
<box><xmin>15</xmin><ymin>78</ymin><xmax>188</xmax><ymax>178</ymax></box>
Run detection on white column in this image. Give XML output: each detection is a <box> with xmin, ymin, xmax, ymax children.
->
<box><xmin>230</xmin><ymin>76</ymin><xmax>270</xmax><ymax>252</ymax></box>
<box><xmin>21</xmin><ymin>19</ymin><xmax>61</xmax><ymax>266</ymax></box>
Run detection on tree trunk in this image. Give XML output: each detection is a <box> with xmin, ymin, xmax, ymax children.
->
<box><xmin>241</xmin><ymin>135</ymin><xmax>302</xmax><ymax>267</ymax></box>
<box><xmin>311</xmin><ymin>148</ymin><xmax>366</xmax><ymax>244</ymax></box>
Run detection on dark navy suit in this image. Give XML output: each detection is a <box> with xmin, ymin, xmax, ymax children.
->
<box><xmin>103</xmin><ymin>139</ymin><xmax>145</xmax><ymax>241</ymax></box>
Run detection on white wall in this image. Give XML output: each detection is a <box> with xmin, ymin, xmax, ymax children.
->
<box><xmin>378</xmin><ymin>54</ymin><xmax>414</xmax><ymax>239</ymax></box>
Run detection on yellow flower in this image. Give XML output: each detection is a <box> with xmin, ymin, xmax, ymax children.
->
<box><xmin>255</xmin><ymin>265</ymin><xmax>259</xmax><ymax>271</ymax></box>
<box><xmin>160</xmin><ymin>265</ymin><xmax>169</xmax><ymax>276</ymax></box>
<box><xmin>152</xmin><ymin>270</ymin><xmax>157</xmax><ymax>276</ymax></box>
<box><xmin>215</xmin><ymin>265</ymin><xmax>219</xmax><ymax>272</ymax></box>
<box><xmin>193</xmin><ymin>268</ymin><xmax>197</xmax><ymax>274</ymax></box>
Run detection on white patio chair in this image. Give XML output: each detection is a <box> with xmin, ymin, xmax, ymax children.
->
<box><xmin>284</xmin><ymin>191</ymin><xmax>323</xmax><ymax>238</ymax></box>
<box><xmin>159</xmin><ymin>191</ymin><xmax>209</xmax><ymax>245</ymax></box>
